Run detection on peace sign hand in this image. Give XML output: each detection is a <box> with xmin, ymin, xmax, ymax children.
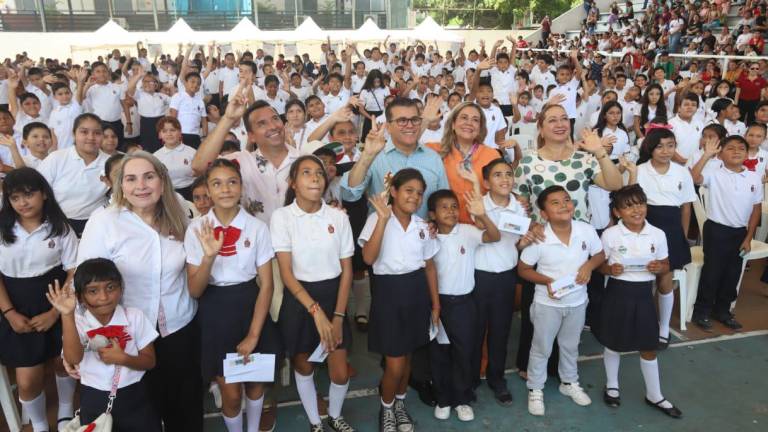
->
<box><xmin>363</xmin><ymin>121</ymin><xmax>387</xmax><ymax>157</ymax></box>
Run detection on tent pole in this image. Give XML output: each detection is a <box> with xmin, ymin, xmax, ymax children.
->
<box><xmin>352</xmin><ymin>0</ymin><xmax>355</xmax><ymax>29</ymax></box>
<box><xmin>151</xmin><ymin>0</ymin><xmax>159</xmax><ymax>31</ymax></box>
<box><xmin>253</xmin><ymin>0</ymin><xmax>259</xmax><ymax>28</ymax></box>
<box><xmin>294</xmin><ymin>0</ymin><xmax>299</xmax><ymax>28</ymax></box>
<box><xmin>35</xmin><ymin>0</ymin><xmax>47</xmax><ymax>32</ymax></box>
<box><xmin>108</xmin><ymin>0</ymin><xmax>114</xmax><ymax>19</ymax></box>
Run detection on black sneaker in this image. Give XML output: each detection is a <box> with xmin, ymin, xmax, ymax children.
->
<box><xmin>393</xmin><ymin>399</ymin><xmax>414</xmax><ymax>432</ymax></box>
<box><xmin>603</xmin><ymin>388</ymin><xmax>621</xmax><ymax>408</ymax></box>
<box><xmin>693</xmin><ymin>316</ymin><xmax>713</xmax><ymax>331</ymax></box>
<box><xmin>328</xmin><ymin>416</ymin><xmax>355</xmax><ymax>432</ymax></box>
<box><xmin>379</xmin><ymin>406</ymin><xmax>397</xmax><ymax>432</ymax></box>
<box><xmin>310</xmin><ymin>422</ymin><xmax>325</xmax><ymax>432</ymax></box>
<box><xmin>715</xmin><ymin>315</ymin><xmax>743</xmax><ymax>330</ymax></box>
<box><xmin>494</xmin><ymin>389</ymin><xmax>514</xmax><ymax>407</ymax></box>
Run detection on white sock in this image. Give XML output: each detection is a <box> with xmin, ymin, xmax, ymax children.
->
<box><xmin>19</xmin><ymin>392</ymin><xmax>47</xmax><ymax>432</ymax></box>
<box><xmin>223</xmin><ymin>410</ymin><xmax>243</xmax><ymax>432</ymax></box>
<box><xmin>603</xmin><ymin>348</ymin><xmax>621</xmax><ymax>398</ymax></box>
<box><xmin>328</xmin><ymin>380</ymin><xmax>349</xmax><ymax>419</ymax></box>
<box><xmin>381</xmin><ymin>398</ymin><xmax>394</xmax><ymax>408</ymax></box>
<box><xmin>294</xmin><ymin>371</ymin><xmax>321</xmax><ymax>425</ymax></box>
<box><xmin>395</xmin><ymin>393</ymin><xmax>406</xmax><ymax>400</ymax></box>
<box><xmin>640</xmin><ymin>358</ymin><xmax>672</xmax><ymax>408</ymax></box>
<box><xmin>55</xmin><ymin>374</ymin><xmax>76</xmax><ymax>420</ymax></box>
<box><xmin>658</xmin><ymin>291</ymin><xmax>674</xmax><ymax>340</ymax></box>
<box><xmin>245</xmin><ymin>395</ymin><xmax>264</xmax><ymax>432</ymax></box>
<box><xmin>352</xmin><ymin>279</ymin><xmax>370</xmax><ymax>318</ymax></box>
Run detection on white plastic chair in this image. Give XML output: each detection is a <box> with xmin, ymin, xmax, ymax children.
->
<box><xmin>682</xmin><ymin>196</ymin><xmax>707</xmax><ymax>325</ymax></box>
<box><xmin>1</xmin><ymin>364</ymin><xmax>21</xmax><ymax>432</ymax></box>
<box><xmin>756</xmin><ymin>200</ymin><xmax>768</xmax><ymax>242</ymax></box>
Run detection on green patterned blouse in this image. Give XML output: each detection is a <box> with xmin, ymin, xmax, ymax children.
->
<box><xmin>513</xmin><ymin>150</ymin><xmax>601</xmax><ymax>223</ymax></box>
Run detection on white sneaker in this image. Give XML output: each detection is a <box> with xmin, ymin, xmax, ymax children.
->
<box><xmin>455</xmin><ymin>405</ymin><xmax>474</xmax><ymax>421</ymax></box>
<box><xmin>434</xmin><ymin>405</ymin><xmax>450</xmax><ymax>420</ymax></box>
<box><xmin>528</xmin><ymin>389</ymin><xmax>545</xmax><ymax>416</ymax></box>
<box><xmin>559</xmin><ymin>382</ymin><xmax>592</xmax><ymax>406</ymax></box>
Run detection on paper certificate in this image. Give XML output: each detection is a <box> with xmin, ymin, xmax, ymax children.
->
<box><xmin>436</xmin><ymin>320</ymin><xmax>450</xmax><ymax>345</ymax></box>
<box><xmin>550</xmin><ymin>274</ymin><xmax>584</xmax><ymax>299</ymax></box>
<box><xmin>308</xmin><ymin>343</ymin><xmax>329</xmax><ymax>363</ymax></box>
<box><xmin>622</xmin><ymin>256</ymin><xmax>653</xmax><ymax>272</ymax></box>
<box><xmin>223</xmin><ymin>353</ymin><xmax>275</xmax><ymax>384</ymax></box>
<box><xmin>497</xmin><ymin>212</ymin><xmax>531</xmax><ymax>235</ymax></box>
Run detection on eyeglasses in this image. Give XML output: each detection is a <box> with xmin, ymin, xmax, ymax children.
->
<box><xmin>750</xmin><ymin>68</ymin><xmax>760</xmax><ymax>71</ymax></box>
<box><xmin>389</xmin><ymin>117</ymin><xmax>423</xmax><ymax>127</ymax></box>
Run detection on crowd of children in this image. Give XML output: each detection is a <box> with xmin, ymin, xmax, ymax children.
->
<box><xmin>0</xmin><ymin>31</ymin><xmax>766</xmax><ymax>432</ymax></box>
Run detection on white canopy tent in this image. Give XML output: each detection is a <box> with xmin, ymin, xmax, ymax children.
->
<box><xmin>410</xmin><ymin>16</ymin><xmax>463</xmax><ymax>42</ymax></box>
<box><xmin>159</xmin><ymin>18</ymin><xmax>199</xmax><ymax>43</ymax></box>
<box><xmin>286</xmin><ymin>17</ymin><xmax>326</xmax><ymax>42</ymax></box>
<box><xmin>71</xmin><ymin>20</ymin><xmax>139</xmax><ymax>50</ymax></box>
<box><xmin>229</xmin><ymin>17</ymin><xmax>262</xmax><ymax>42</ymax></box>
<box><xmin>350</xmin><ymin>18</ymin><xmax>388</xmax><ymax>42</ymax></box>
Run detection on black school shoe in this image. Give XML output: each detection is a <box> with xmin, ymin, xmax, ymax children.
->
<box><xmin>715</xmin><ymin>314</ymin><xmax>743</xmax><ymax>330</ymax></box>
<box><xmin>645</xmin><ymin>398</ymin><xmax>682</xmax><ymax>418</ymax></box>
<box><xmin>657</xmin><ymin>335</ymin><xmax>670</xmax><ymax>350</ymax></box>
<box><xmin>693</xmin><ymin>315</ymin><xmax>713</xmax><ymax>331</ymax></box>
<box><xmin>493</xmin><ymin>389</ymin><xmax>514</xmax><ymax>407</ymax></box>
<box><xmin>603</xmin><ymin>388</ymin><xmax>620</xmax><ymax>408</ymax></box>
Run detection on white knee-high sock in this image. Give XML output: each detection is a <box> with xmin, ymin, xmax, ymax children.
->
<box><xmin>352</xmin><ymin>279</ymin><xmax>370</xmax><ymax>318</ymax></box>
<box><xmin>294</xmin><ymin>371</ymin><xmax>321</xmax><ymax>425</ymax></box>
<box><xmin>19</xmin><ymin>392</ymin><xmax>47</xmax><ymax>432</ymax></box>
<box><xmin>328</xmin><ymin>380</ymin><xmax>349</xmax><ymax>419</ymax></box>
<box><xmin>55</xmin><ymin>374</ymin><xmax>76</xmax><ymax>420</ymax></box>
<box><xmin>603</xmin><ymin>348</ymin><xmax>621</xmax><ymax>397</ymax></box>
<box><xmin>223</xmin><ymin>410</ymin><xmax>243</xmax><ymax>432</ymax></box>
<box><xmin>658</xmin><ymin>291</ymin><xmax>674</xmax><ymax>339</ymax></box>
<box><xmin>245</xmin><ymin>395</ymin><xmax>264</xmax><ymax>432</ymax></box>
<box><xmin>640</xmin><ymin>358</ymin><xmax>672</xmax><ymax>408</ymax></box>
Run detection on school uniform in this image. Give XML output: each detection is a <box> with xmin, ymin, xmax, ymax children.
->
<box><xmin>271</xmin><ymin>201</ymin><xmax>354</xmax><ymax>356</ymax></box>
<box><xmin>358</xmin><ymin>211</ymin><xmax>440</xmax><ymax>356</ymax></box>
<box><xmin>154</xmin><ymin>144</ymin><xmax>197</xmax><ymax>200</ymax></box>
<box><xmin>321</xmin><ymin>89</ymin><xmax>351</xmax><ymax>116</ymax></box>
<box><xmin>636</xmin><ymin>162</ymin><xmax>696</xmax><ymax>270</ymax></box>
<box><xmin>520</xmin><ymin>221</ymin><xmax>602</xmax><ymax>390</ymax></box>
<box><xmin>0</xmin><ymin>221</ymin><xmax>77</xmax><ymax>367</ymax></box>
<box><xmin>21</xmin><ymin>154</ymin><xmax>44</xmax><ymax>169</ymax></box>
<box><xmin>47</xmin><ymin>101</ymin><xmax>82</xmax><ymax>150</ymax></box>
<box><xmin>185</xmin><ymin>208</ymin><xmax>282</xmax><ymax>380</ymax></box>
<box><xmin>431</xmin><ymin>224</ymin><xmax>483</xmax><ymax>408</ymax></box>
<box><xmin>473</xmin><ymin>194</ymin><xmax>524</xmax><ymax>393</ymax></box>
<box><xmin>218</xmin><ymin>67</ymin><xmax>240</xmax><ymax>100</ymax></box>
<box><xmin>13</xmin><ymin>111</ymin><xmax>46</xmax><ymax>155</ymax></box>
<box><xmin>669</xmin><ymin>115</ymin><xmax>704</xmax><ymax>163</ymax></box>
<box><xmin>37</xmin><ymin>147</ymin><xmax>109</xmax><ymax>236</ymax></box>
<box><xmin>25</xmin><ymin>84</ymin><xmax>52</xmax><ymax>120</ymax></box>
<box><xmin>85</xmin><ymin>82</ymin><xmax>126</xmax><ymax>146</ymax></box>
<box><xmin>135</xmin><ymin>89</ymin><xmax>170</xmax><ymax>153</ymax></box>
<box><xmin>263</xmin><ymin>90</ymin><xmax>291</xmax><ymax>116</ymax></box>
<box><xmin>78</xmin><ymin>207</ymin><xmax>202</xmax><ymax>432</ymax></box>
<box><xmin>360</xmin><ymin>87</ymin><xmax>389</xmax><ymax>140</ymax></box>
<box><xmin>169</xmin><ymin>91</ymin><xmax>206</xmax><ymax>149</ymax></box>
<box><xmin>694</xmin><ymin>165</ymin><xmax>763</xmax><ymax>320</ymax></box>
<box><xmin>481</xmin><ymin>105</ymin><xmax>507</xmax><ymax>149</ymax></box>
<box><xmin>490</xmin><ymin>66</ymin><xmax>517</xmax><ymax>116</ymax></box>
<box><xmin>595</xmin><ymin>221</ymin><xmax>669</xmax><ymax>352</ymax></box>
<box><xmin>76</xmin><ymin>305</ymin><xmax>161</xmax><ymax>431</ymax></box>
<box><xmin>744</xmin><ymin>149</ymin><xmax>768</xmax><ymax>176</ymax></box>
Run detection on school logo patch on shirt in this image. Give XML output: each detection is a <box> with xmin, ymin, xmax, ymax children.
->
<box><xmin>328</xmin><ymin>224</ymin><xmax>335</xmax><ymax>234</ymax></box>
<box><xmin>678</xmin><ymin>181</ymin><xmax>682</xmax><ymax>191</ymax></box>
<box><xmin>244</xmin><ymin>238</ymin><xmax>251</xmax><ymax>248</ymax></box>
<box><xmin>581</xmin><ymin>241</ymin><xmax>587</xmax><ymax>251</ymax></box>
<box><xmin>183</xmin><ymin>158</ymin><xmax>189</xmax><ymax>165</ymax></box>
<box><xmin>48</xmin><ymin>239</ymin><xmax>55</xmax><ymax>248</ymax></box>
<box><xmin>618</xmin><ymin>245</ymin><xmax>628</xmax><ymax>254</ymax></box>
<box><xmin>460</xmin><ymin>245</ymin><xmax>466</xmax><ymax>255</ymax></box>
<box><xmin>752</xmin><ymin>185</ymin><xmax>757</xmax><ymax>193</ymax></box>
<box><xmin>651</xmin><ymin>244</ymin><xmax>656</xmax><ymax>254</ymax></box>
<box><xmin>419</xmin><ymin>229</ymin><xmax>425</xmax><ymax>240</ymax></box>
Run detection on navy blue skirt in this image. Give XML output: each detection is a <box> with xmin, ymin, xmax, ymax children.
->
<box><xmin>0</xmin><ymin>266</ymin><xmax>67</xmax><ymax>367</ymax></box>
<box><xmin>197</xmin><ymin>279</ymin><xmax>282</xmax><ymax>381</ymax></box>
<box><xmin>278</xmin><ymin>277</ymin><xmax>352</xmax><ymax>357</ymax></box>
<box><xmin>646</xmin><ymin>205</ymin><xmax>691</xmax><ymax>270</ymax></box>
<box><xmin>368</xmin><ymin>269</ymin><xmax>431</xmax><ymax>357</ymax></box>
<box><xmin>594</xmin><ymin>278</ymin><xmax>658</xmax><ymax>353</ymax></box>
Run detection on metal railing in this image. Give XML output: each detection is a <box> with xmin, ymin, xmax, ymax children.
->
<box><xmin>0</xmin><ymin>10</ymin><xmax>388</xmax><ymax>32</ymax></box>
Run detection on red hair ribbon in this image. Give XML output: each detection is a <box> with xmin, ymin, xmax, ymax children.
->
<box><xmin>214</xmin><ymin>226</ymin><xmax>242</xmax><ymax>256</ymax></box>
<box><xmin>645</xmin><ymin>123</ymin><xmax>673</xmax><ymax>132</ymax></box>
<box><xmin>86</xmin><ymin>325</ymin><xmax>132</xmax><ymax>350</ymax></box>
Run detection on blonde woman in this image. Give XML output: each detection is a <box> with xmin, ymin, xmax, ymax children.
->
<box><xmin>77</xmin><ymin>151</ymin><xmax>202</xmax><ymax>432</ymax></box>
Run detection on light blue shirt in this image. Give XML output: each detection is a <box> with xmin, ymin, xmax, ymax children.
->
<box><xmin>340</xmin><ymin>139</ymin><xmax>449</xmax><ymax>218</ymax></box>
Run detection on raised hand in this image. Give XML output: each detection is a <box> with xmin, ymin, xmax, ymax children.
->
<box><xmin>363</xmin><ymin>121</ymin><xmax>387</xmax><ymax>156</ymax></box>
<box><xmin>618</xmin><ymin>155</ymin><xmax>637</xmax><ymax>176</ymax></box>
<box><xmin>223</xmin><ymin>81</ymin><xmax>249</xmax><ymax>122</ymax></box>
<box><xmin>579</xmin><ymin>128</ymin><xmax>606</xmax><ymax>156</ymax></box>
<box><xmin>422</xmin><ymin>95</ymin><xmax>442</xmax><ymax>122</ymax></box>
<box><xmin>477</xmin><ymin>57</ymin><xmax>495</xmax><ymax>71</ymax></box>
<box><xmin>194</xmin><ymin>219</ymin><xmax>224</xmax><ymax>258</ymax></box>
<box><xmin>0</xmin><ymin>134</ymin><xmax>15</xmax><ymax>148</ymax></box>
<box><xmin>547</xmin><ymin>92</ymin><xmax>566</xmax><ymax>105</ymax></box>
<box><xmin>703</xmin><ymin>137</ymin><xmax>721</xmax><ymax>158</ymax></box>
<box><xmin>368</xmin><ymin>193</ymin><xmax>392</xmax><ymax>220</ymax></box>
<box><xmin>464</xmin><ymin>190</ymin><xmax>486</xmax><ymax>217</ymax></box>
<box><xmin>46</xmin><ymin>279</ymin><xmax>76</xmax><ymax>316</ymax></box>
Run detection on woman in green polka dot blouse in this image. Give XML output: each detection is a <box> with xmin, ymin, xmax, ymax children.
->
<box><xmin>514</xmin><ymin>104</ymin><xmax>624</xmax><ymax>223</ymax></box>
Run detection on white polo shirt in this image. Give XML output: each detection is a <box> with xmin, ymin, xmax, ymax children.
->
<box><xmin>601</xmin><ymin>220</ymin><xmax>669</xmax><ymax>283</ymax></box>
<box><xmin>321</xmin><ymin>89</ymin><xmax>351</xmax><ymax>116</ymax></box>
<box><xmin>37</xmin><ymin>147</ymin><xmax>108</xmax><ymax>220</ymax></box>
<box><xmin>223</xmin><ymin>145</ymin><xmax>301</xmax><ymax>224</ymax></box>
<box><xmin>637</xmin><ymin>161</ymin><xmax>697</xmax><ymax>206</ymax></box>
<box><xmin>169</xmin><ymin>92</ymin><xmax>206</xmax><ymax>136</ymax></box>
<box><xmin>724</xmin><ymin>119</ymin><xmax>747</xmax><ymax>137</ymax></box>
<box><xmin>25</xmin><ymin>85</ymin><xmax>52</xmax><ymax>120</ymax></box>
<box><xmin>669</xmin><ymin>115</ymin><xmax>704</xmax><ymax>162</ymax></box>
<box><xmin>530</xmin><ymin>67</ymin><xmax>556</xmax><ymax>89</ymax></box>
<box><xmin>13</xmin><ymin>111</ymin><xmax>46</xmax><ymax>154</ymax></box>
<box><xmin>550</xmin><ymin>77</ymin><xmax>580</xmax><ymax>119</ymax></box>
<box><xmin>154</xmin><ymin>144</ymin><xmax>197</xmax><ymax>189</ymax></box>
<box><xmin>701</xmin><ymin>165</ymin><xmax>763</xmax><ymax>228</ymax></box>
<box><xmin>358</xmin><ymin>211</ymin><xmax>440</xmax><ymax>275</ymax></box>
<box><xmin>601</xmin><ymin>127</ymin><xmax>630</xmax><ymax>158</ymax></box>
<box><xmin>263</xmin><ymin>90</ymin><xmax>291</xmax><ymax>115</ymax></box>
<box><xmin>185</xmin><ymin>207</ymin><xmax>273</xmax><ymax>286</ymax></box>
<box><xmin>475</xmin><ymin>194</ymin><xmax>525</xmax><ymax>273</ymax></box>
<box><xmin>360</xmin><ymin>88</ymin><xmax>389</xmax><ymax>112</ymax></box>
<box><xmin>85</xmin><ymin>83</ymin><xmax>124</xmax><ymax>122</ymax></box>
<box><xmin>519</xmin><ymin>220</ymin><xmax>602</xmax><ymax>307</ymax></box>
<box><xmin>75</xmin><ymin>305</ymin><xmax>158</xmax><ymax>391</ymax></box>
<box><xmin>22</xmin><ymin>154</ymin><xmax>44</xmax><ymax>169</ymax></box>
<box><xmin>134</xmin><ymin>89</ymin><xmax>169</xmax><ymax>118</ymax></box>
<box><xmin>619</xmin><ymin>99</ymin><xmax>639</xmax><ymax>129</ymax></box>
<box><xmin>218</xmin><ymin>67</ymin><xmax>240</xmax><ymax>97</ymax></box>
<box><xmin>481</xmin><ymin>104</ymin><xmax>506</xmax><ymax>148</ymax></box>
<box><xmin>351</xmin><ymin>75</ymin><xmax>366</xmax><ymax>94</ymax></box>
<box><xmin>47</xmin><ymin>102</ymin><xmax>82</xmax><ymax>150</ymax></box>
<box><xmin>434</xmin><ymin>224</ymin><xmax>484</xmax><ymax>296</ymax></box>
<box><xmin>745</xmin><ymin>148</ymin><xmax>768</xmax><ymax>176</ymax></box>
<box><xmin>490</xmin><ymin>66</ymin><xmax>517</xmax><ymax>105</ymax></box>
<box><xmin>270</xmin><ymin>201</ymin><xmax>354</xmax><ymax>282</ymax></box>
<box><xmin>78</xmin><ymin>207</ymin><xmax>197</xmax><ymax>336</ymax></box>
<box><xmin>0</xmin><ymin>221</ymin><xmax>78</xmax><ymax>277</ymax></box>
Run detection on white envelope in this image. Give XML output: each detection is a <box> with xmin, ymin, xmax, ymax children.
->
<box><xmin>223</xmin><ymin>353</ymin><xmax>275</xmax><ymax>384</ymax></box>
<box><xmin>622</xmin><ymin>256</ymin><xmax>653</xmax><ymax>272</ymax></box>
<box><xmin>550</xmin><ymin>274</ymin><xmax>583</xmax><ymax>300</ymax></box>
<box><xmin>429</xmin><ymin>322</ymin><xmax>438</xmax><ymax>341</ymax></box>
<box><xmin>436</xmin><ymin>320</ymin><xmax>450</xmax><ymax>345</ymax></box>
<box><xmin>308</xmin><ymin>343</ymin><xmax>329</xmax><ymax>363</ymax></box>
<box><xmin>498</xmin><ymin>212</ymin><xmax>532</xmax><ymax>235</ymax></box>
